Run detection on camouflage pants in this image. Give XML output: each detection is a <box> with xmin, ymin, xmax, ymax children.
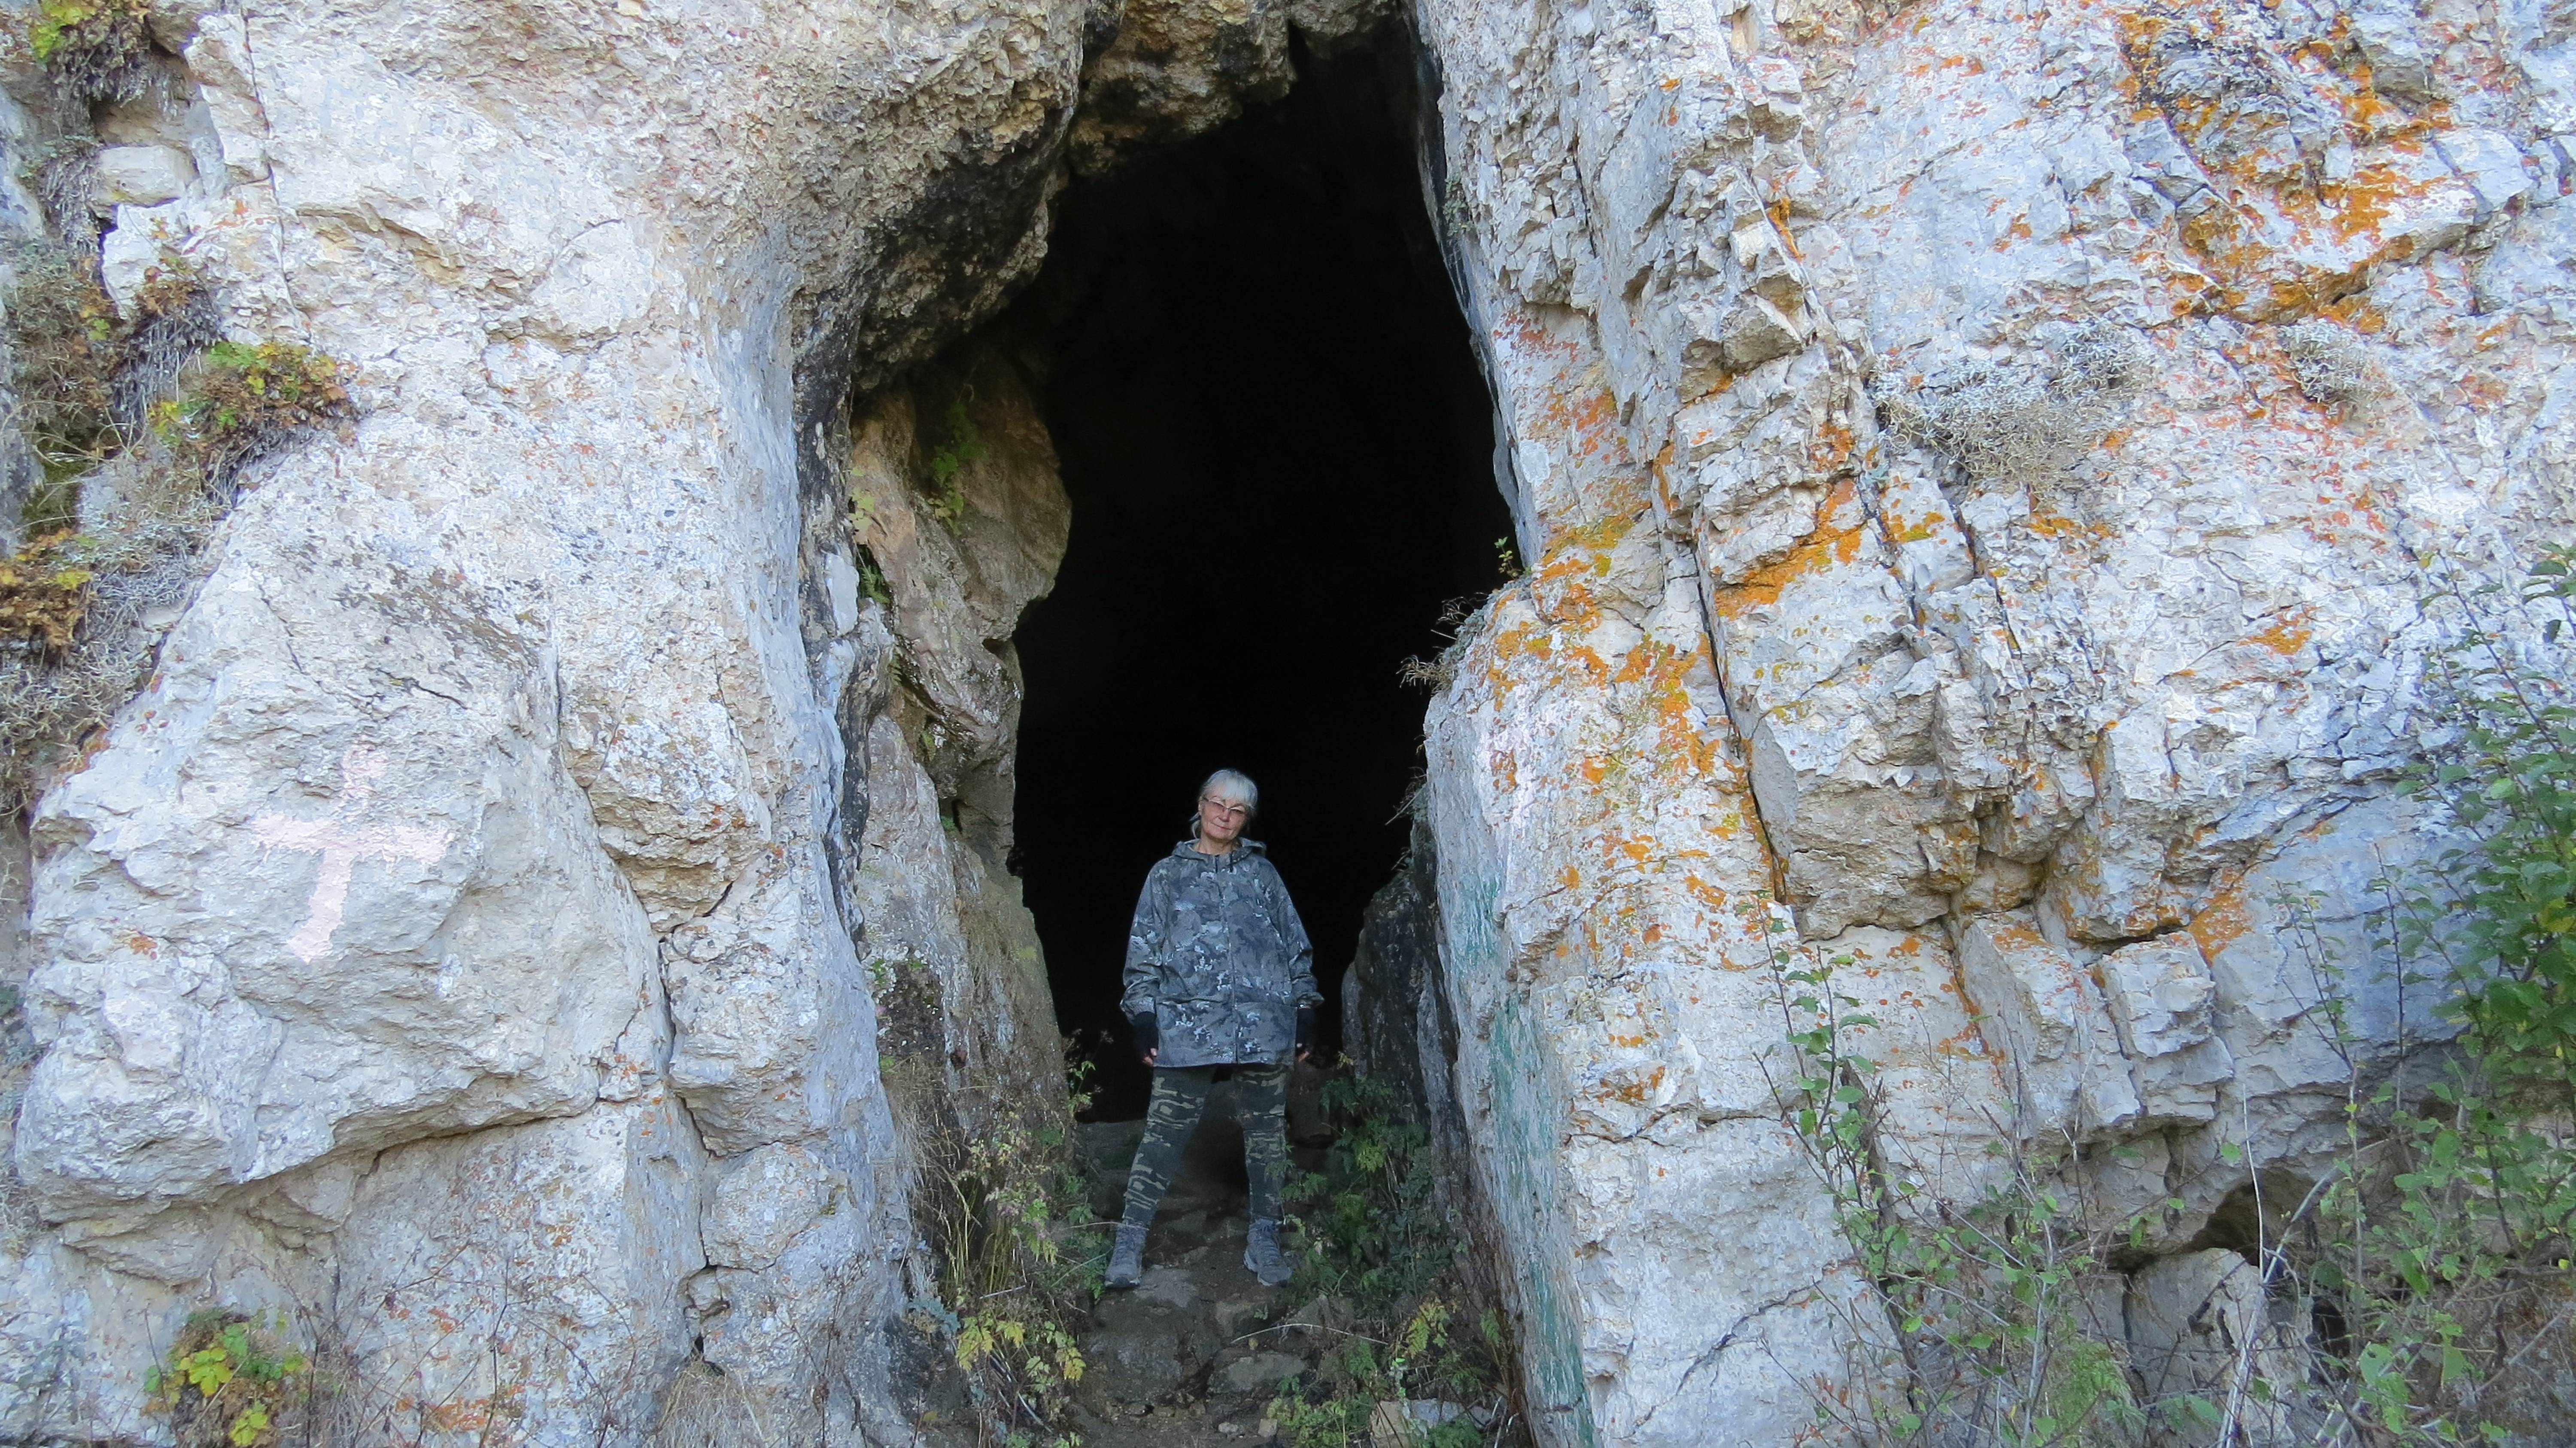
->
<box><xmin>1120</xmin><ymin>1064</ymin><xmax>1288</xmax><ymax>1230</ymax></box>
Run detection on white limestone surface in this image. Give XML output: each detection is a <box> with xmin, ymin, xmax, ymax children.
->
<box><xmin>1412</xmin><ymin>0</ymin><xmax>2572</xmax><ymax>1439</ymax></box>
<box><xmin>2</xmin><ymin>0</ymin><xmax>1096</xmax><ymax>1439</ymax></box>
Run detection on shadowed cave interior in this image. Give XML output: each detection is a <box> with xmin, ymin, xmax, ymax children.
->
<box><xmin>1007</xmin><ymin>40</ymin><xmax>1513</xmax><ymax>1121</ymax></box>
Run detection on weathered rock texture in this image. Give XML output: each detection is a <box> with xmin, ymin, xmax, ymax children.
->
<box><xmin>0</xmin><ymin>0</ymin><xmax>1106</xmax><ymax>1439</ymax></box>
<box><xmin>3</xmin><ymin>0</ymin><xmax>2571</xmax><ymax>1441</ymax></box>
<box><xmin>1402</xmin><ymin>0</ymin><xmax>2573</xmax><ymax>1439</ymax></box>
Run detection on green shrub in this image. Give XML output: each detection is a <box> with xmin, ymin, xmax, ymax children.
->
<box><xmin>1265</xmin><ymin>1076</ymin><xmax>1511</xmax><ymax>1441</ymax></box>
<box><xmin>2</xmin><ymin>249</ymin><xmax>342</xmax><ymax>814</ymax></box>
<box><xmin>1768</xmin><ymin>940</ymin><xmax>2142</xmax><ymax>1448</ymax></box>
<box><xmin>7</xmin><ymin>243</ymin><xmax>213</xmax><ymax>511</ymax></box>
<box><xmin>902</xmin><ymin>1048</ymin><xmax>1098</xmax><ymax>1448</ymax></box>
<box><xmin>2398</xmin><ymin>546</ymin><xmax>2576</xmax><ymax>1107</ymax></box>
<box><xmin>2293</xmin><ymin>543</ymin><xmax>2576</xmax><ymax>1443</ymax></box>
<box><xmin>1766</xmin><ymin>545</ymin><xmax>2576</xmax><ymax>1446</ymax></box>
<box><xmin>1286</xmin><ymin>1075</ymin><xmax>1448</xmax><ymax>1316</ymax></box>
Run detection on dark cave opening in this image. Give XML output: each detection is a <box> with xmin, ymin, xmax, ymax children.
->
<box><xmin>1010</xmin><ymin>39</ymin><xmax>1511</xmax><ymax>1120</ymax></box>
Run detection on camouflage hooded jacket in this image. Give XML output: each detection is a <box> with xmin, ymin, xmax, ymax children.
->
<box><xmin>1120</xmin><ymin>839</ymin><xmax>1319</xmax><ymax>1068</ymax></box>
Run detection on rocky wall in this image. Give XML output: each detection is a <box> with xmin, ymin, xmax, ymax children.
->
<box><xmin>0</xmin><ymin>0</ymin><xmax>1408</xmax><ymax>1443</ymax></box>
<box><xmin>1409</xmin><ymin>0</ymin><xmax>2573</xmax><ymax>1441</ymax></box>
<box><xmin>0</xmin><ymin>0</ymin><xmax>1107</xmax><ymax>1439</ymax></box>
<box><xmin>5</xmin><ymin>0</ymin><xmax>2571</xmax><ymax>1441</ymax></box>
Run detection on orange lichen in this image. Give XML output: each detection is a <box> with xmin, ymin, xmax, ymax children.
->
<box><xmin>2244</xmin><ymin>607</ymin><xmax>2316</xmax><ymax>656</ymax></box>
<box><xmin>1709</xmin><ymin>484</ymin><xmax>1867</xmax><ymax>619</ymax></box>
<box><xmin>2187</xmin><ymin>885</ymin><xmax>2253</xmax><ymax>957</ymax></box>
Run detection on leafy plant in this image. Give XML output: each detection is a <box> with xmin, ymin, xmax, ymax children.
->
<box><xmin>6</xmin><ymin>245</ymin><xmax>212</xmax><ymax>510</ymax></box>
<box><xmin>6</xmin><ymin>243</ymin><xmax>125</xmax><ymax>488</ymax></box>
<box><xmin>1264</xmin><ymin>1299</ymin><xmax>1495</xmax><ymax>1448</ymax></box>
<box><xmin>911</xmin><ymin>1049</ymin><xmax>1100</xmax><ymax>1445</ymax></box>
<box><xmin>1766</xmin><ymin>939</ymin><xmax>2141</xmax><ymax>1448</ymax></box>
<box><xmin>1</xmin><ymin>247</ymin><xmax>342</xmax><ymax>815</ymax></box>
<box><xmin>1267</xmin><ymin>1076</ymin><xmax>1512</xmax><ymax>1442</ymax></box>
<box><xmin>1287</xmin><ymin>1075</ymin><xmax>1448</xmax><ymax>1316</ymax></box>
<box><xmin>1759</xmin><ymin>545</ymin><xmax>2576</xmax><ymax>1447</ymax></box>
<box><xmin>143</xmin><ymin>1312</ymin><xmax>311</xmax><ymax>1448</ymax></box>
<box><xmin>150</xmin><ymin>340</ymin><xmax>353</xmax><ymax>482</ymax></box>
<box><xmin>2397</xmin><ymin>546</ymin><xmax>2576</xmax><ymax>1110</ymax></box>
<box><xmin>1265</xmin><ymin>1387</ymin><xmax>1371</xmax><ymax>1448</ymax></box>
<box><xmin>0</xmin><ymin>532</ymin><xmax>95</xmax><ymax>653</ymax></box>
<box><xmin>2266</xmin><ymin>543</ymin><xmax>2576</xmax><ymax>1443</ymax></box>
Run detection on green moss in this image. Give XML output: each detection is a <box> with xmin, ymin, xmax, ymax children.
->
<box><xmin>25</xmin><ymin>0</ymin><xmax>156</xmax><ymax>101</ymax></box>
<box><xmin>923</xmin><ymin>398</ymin><xmax>983</xmax><ymax>525</ymax></box>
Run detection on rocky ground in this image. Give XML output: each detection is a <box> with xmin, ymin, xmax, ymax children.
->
<box><xmin>1064</xmin><ymin>1078</ymin><xmax>1374</xmax><ymax>1448</ymax></box>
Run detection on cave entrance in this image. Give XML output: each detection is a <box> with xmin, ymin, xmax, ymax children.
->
<box><xmin>1010</xmin><ymin>39</ymin><xmax>1511</xmax><ymax>1120</ymax></box>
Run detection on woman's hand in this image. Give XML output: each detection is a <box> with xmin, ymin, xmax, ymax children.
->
<box><xmin>1143</xmin><ymin>1047</ymin><xmax>1158</xmax><ymax>1066</ymax></box>
<box><xmin>1130</xmin><ymin>1011</ymin><xmax>1158</xmax><ymax>1068</ymax></box>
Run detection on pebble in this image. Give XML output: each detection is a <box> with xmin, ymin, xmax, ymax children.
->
<box><xmin>1218</xmin><ymin>1423</ymin><xmax>1243</xmax><ymax>1438</ymax></box>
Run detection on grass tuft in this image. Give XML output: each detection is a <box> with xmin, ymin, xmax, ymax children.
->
<box><xmin>2</xmin><ymin>241</ymin><xmax>350</xmax><ymax>813</ymax></box>
<box><xmin>25</xmin><ymin>0</ymin><xmax>158</xmax><ymax>103</ymax></box>
<box><xmin>2281</xmin><ymin>320</ymin><xmax>2374</xmax><ymax>409</ymax></box>
<box><xmin>1880</xmin><ymin>324</ymin><xmax>2146</xmax><ymax>487</ymax></box>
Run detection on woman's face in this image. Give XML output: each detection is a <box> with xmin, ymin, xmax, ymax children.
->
<box><xmin>1198</xmin><ymin>794</ymin><xmax>1250</xmax><ymax>846</ymax></box>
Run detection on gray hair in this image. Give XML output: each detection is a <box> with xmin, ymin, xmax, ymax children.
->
<box><xmin>1189</xmin><ymin>769</ymin><xmax>1259</xmax><ymax>836</ymax></box>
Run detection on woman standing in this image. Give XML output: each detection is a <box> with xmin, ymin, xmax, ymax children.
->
<box><xmin>1106</xmin><ymin>769</ymin><xmax>1319</xmax><ymax>1290</ymax></box>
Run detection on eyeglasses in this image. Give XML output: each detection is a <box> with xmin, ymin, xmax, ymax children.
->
<box><xmin>1200</xmin><ymin>799</ymin><xmax>1250</xmax><ymax>819</ymax></box>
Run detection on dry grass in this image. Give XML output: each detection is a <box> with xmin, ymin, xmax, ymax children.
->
<box><xmin>2</xmin><ymin>226</ymin><xmax>349</xmax><ymax>812</ymax></box>
<box><xmin>21</xmin><ymin>137</ymin><xmax>95</xmax><ymax>227</ymax></box>
<box><xmin>25</xmin><ymin>0</ymin><xmax>159</xmax><ymax>103</ymax></box>
<box><xmin>0</xmin><ymin>442</ymin><xmax>220</xmax><ymax>809</ymax></box>
<box><xmin>6</xmin><ymin>242</ymin><xmax>124</xmax><ymax>480</ymax></box>
<box><xmin>2281</xmin><ymin>320</ymin><xmax>2374</xmax><ymax>408</ymax></box>
<box><xmin>1881</xmin><ymin>324</ymin><xmax>2147</xmax><ymax>486</ymax></box>
<box><xmin>646</xmin><ymin>1360</ymin><xmax>792</xmax><ymax>1448</ymax></box>
<box><xmin>1397</xmin><ymin>654</ymin><xmax>1453</xmax><ymax>691</ymax></box>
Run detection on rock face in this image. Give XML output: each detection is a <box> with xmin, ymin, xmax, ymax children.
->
<box><xmin>0</xmin><ymin>0</ymin><xmax>1101</xmax><ymax>1438</ymax></box>
<box><xmin>1403</xmin><ymin>0</ymin><xmax>2571</xmax><ymax>1439</ymax></box>
<box><xmin>3</xmin><ymin>0</ymin><xmax>2570</xmax><ymax>1444</ymax></box>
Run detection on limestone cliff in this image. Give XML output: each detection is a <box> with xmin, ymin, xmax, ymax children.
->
<box><xmin>0</xmin><ymin>0</ymin><xmax>2568</xmax><ymax>1442</ymax></box>
<box><xmin>1408</xmin><ymin>0</ymin><xmax>2572</xmax><ymax>1439</ymax></box>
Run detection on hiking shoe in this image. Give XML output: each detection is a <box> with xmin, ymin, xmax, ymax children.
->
<box><xmin>1105</xmin><ymin>1224</ymin><xmax>1147</xmax><ymax>1291</ymax></box>
<box><xmin>1244</xmin><ymin>1217</ymin><xmax>1292</xmax><ymax>1288</ymax></box>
